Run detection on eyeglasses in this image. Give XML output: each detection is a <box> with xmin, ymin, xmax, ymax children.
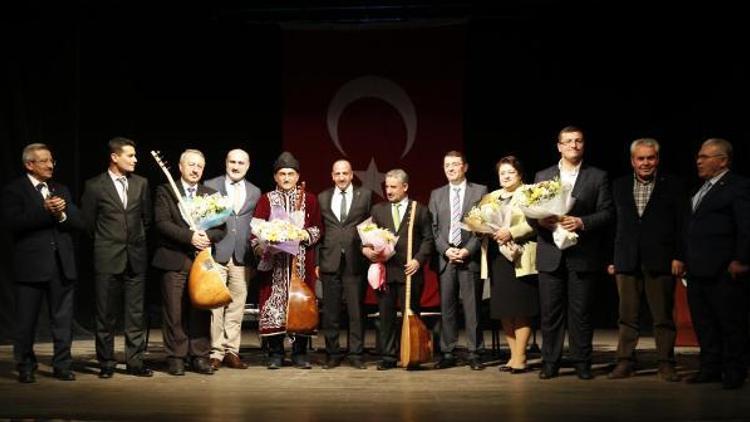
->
<box><xmin>558</xmin><ymin>139</ymin><xmax>584</xmax><ymax>146</ymax></box>
<box><xmin>696</xmin><ymin>153</ymin><xmax>727</xmax><ymax>160</ymax></box>
<box><xmin>30</xmin><ymin>158</ymin><xmax>56</xmax><ymax>166</ymax></box>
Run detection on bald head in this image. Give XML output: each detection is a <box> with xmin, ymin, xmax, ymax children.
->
<box><xmin>331</xmin><ymin>159</ymin><xmax>354</xmax><ymax>191</ymax></box>
<box><xmin>226</xmin><ymin>149</ymin><xmax>250</xmax><ymax>181</ymax></box>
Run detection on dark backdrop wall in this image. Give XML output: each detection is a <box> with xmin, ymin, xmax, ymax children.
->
<box><xmin>2</xmin><ymin>2</ymin><xmax>748</xmax><ymax>341</ymax></box>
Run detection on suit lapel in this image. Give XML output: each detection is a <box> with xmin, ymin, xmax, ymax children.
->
<box><xmin>101</xmin><ymin>173</ymin><xmax>125</xmax><ymax>210</ymax></box>
<box><xmin>694</xmin><ymin>173</ymin><xmax>729</xmax><ymax>214</ymax></box>
<box><xmin>571</xmin><ymin>165</ymin><xmax>587</xmax><ymax>200</ymax></box>
<box><xmin>23</xmin><ymin>177</ymin><xmax>45</xmax><ymax>207</ymax></box>
<box><xmin>344</xmin><ymin>187</ymin><xmax>363</xmax><ymax>225</ymax></box>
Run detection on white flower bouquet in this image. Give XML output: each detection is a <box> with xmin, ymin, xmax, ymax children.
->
<box><xmin>517</xmin><ymin>178</ymin><xmax>578</xmax><ymax>250</ymax></box>
<box><xmin>357</xmin><ymin>217</ymin><xmax>399</xmax><ymax>290</ymax></box>
<box><xmin>184</xmin><ymin>192</ymin><xmax>232</xmax><ymax>230</ymax></box>
<box><xmin>251</xmin><ymin>206</ymin><xmax>309</xmax><ymax>271</ymax></box>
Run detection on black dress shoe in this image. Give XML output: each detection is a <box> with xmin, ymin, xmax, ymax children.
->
<box><xmin>498</xmin><ymin>364</ymin><xmax>512</xmax><ymax>372</ymax></box>
<box><xmin>323</xmin><ymin>357</ymin><xmax>341</xmax><ymax>369</ymax></box>
<box><xmin>349</xmin><ymin>357</ymin><xmax>367</xmax><ymax>369</ymax></box>
<box><xmin>686</xmin><ymin>370</ymin><xmax>722</xmax><ymax>384</ymax></box>
<box><xmin>191</xmin><ymin>357</ymin><xmax>214</xmax><ymax>375</ymax></box>
<box><xmin>377</xmin><ymin>360</ymin><xmax>397</xmax><ymax>370</ymax></box>
<box><xmin>434</xmin><ymin>356</ymin><xmax>457</xmax><ymax>369</ymax></box>
<box><xmin>168</xmin><ymin>359</ymin><xmax>185</xmax><ymax>376</ymax></box>
<box><xmin>538</xmin><ymin>364</ymin><xmax>559</xmax><ymax>380</ymax></box>
<box><xmin>99</xmin><ymin>367</ymin><xmax>115</xmax><ymax>379</ymax></box>
<box><xmin>18</xmin><ymin>370</ymin><xmax>36</xmax><ymax>383</ymax></box>
<box><xmin>467</xmin><ymin>358</ymin><xmax>486</xmax><ymax>371</ymax></box>
<box><xmin>510</xmin><ymin>367</ymin><xmax>529</xmax><ymax>374</ymax></box>
<box><xmin>126</xmin><ymin>366</ymin><xmax>154</xmax><ymax>377</ymax></box>
<box><xmin>574</xmin><ymin>364</ymin><xmax>594</xmax><ymax>380</ymax></box>
<box><xmin>53</xmin><ymin>368</ymin><xmax>76</xmax><ymax>381</ymax></box>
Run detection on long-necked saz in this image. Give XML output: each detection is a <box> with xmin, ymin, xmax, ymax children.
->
<box><xmin>150</xmin><ymin>151</ymin><xmax>231</xmax><ymax>309</ymax></box>
<box><xmin>286</xmin><ymin>182</ymin><xmax>320</xmax><ymax>335</ymax></box>
<box><xmin>399</xmin><ymin>201</ymin><xmax>433</xmax><ymax>368</ymax></box>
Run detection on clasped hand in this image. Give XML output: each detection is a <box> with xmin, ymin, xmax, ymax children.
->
<box><xmin>191</xmin><ymin>230</ymin><xmax>211</xmax><ymax>250</ymax></box>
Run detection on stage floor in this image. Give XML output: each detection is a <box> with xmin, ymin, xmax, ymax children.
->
<box><xmin>0</xmin><ymin>329</ymin><xmax>747</xmax><ymax>421</ymax></box>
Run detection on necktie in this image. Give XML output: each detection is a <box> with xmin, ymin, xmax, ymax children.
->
<box><xmin>339</xmin><ymin>189</ymin><xmax>348</xmax><ymax>222</ymax></box>
<box><xmin>233</xmin><ymin>182</ymin><xmax>243</xmax><ymax>214</ymax></box>
<box><xmin>392</xmin><ymin>203</ymin><xmax>401</xmax><ymax>230</ymax></box>
<box><xmin>692</xmin><ymin>181</ymin><xmax>712</xmax><ymax>211</ymax></box>
<box><xmin>117</xmin><ymin>176</ymin><xmax>128</xmax><ymax>208</ymax></box>
<box><xmin>187</xmin><ymin>186</ymin><xmax>196</xmax><ymax>199</ymax></box>
<box><xmin>450</xmin><ymin>187</ymin><xmax>462</xmax><ymax>245</ymax></box>
<box><xmin>36</xmin><ymin>182</ymin><xmax>49</xmax><ymax>199</ymax></box>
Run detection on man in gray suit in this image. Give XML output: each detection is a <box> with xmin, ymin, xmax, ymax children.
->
<box><xmin>534</xmin><ymin>126</ymin><xmax>614</xmax><ymax>380</ymax></box>
<box><xmin>316</xmin><ymin>159</ymin><xmax>373</xmax><ymax>369</ymax></box>
<box><xmin>81</xmin><ymin>137</ymin><xmax>153</xmax><ymax>378</ymax></box>
<box><xmin>204</xmin><ymin>149</ymin><xmax>261</xmax><ymax>370</ymax></box>
<box><xmin>428</xmin><ymin>151</ymin><xmax>487</xmax><ymax>370</ymax></box>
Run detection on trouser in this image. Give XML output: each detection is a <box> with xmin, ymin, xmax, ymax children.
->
<box><xmin>377</xmin><ymin>280</ymin><xmax>423</xmax><ymax>363</ymax></box>
<box><xmin>95</xmin><ymin>267</ymin><xmax>146</xmax><ymax>369</ymax></box>
<box><xmin>321</xmin><ymin>254</ymin><xmax>366</xmax><ymax>357</ymax></box>
<box><xmin>160</xmin><ymin>257</ymin><xmax>211</xmax><ymax>360</ymax></box>
<box><xmin>615</xmin><ymin>270</ymin><xmax>676</xmax><ymax>363</ymax></box>
<box><xmin>210</xmin><ymin>257</ymin><xmax>250</xmax><ymax>359</ymax></box>
<box><xmin>438</xmin><ymin>262</ymin><xmax>484</xmax><ymax>357</ymax></box>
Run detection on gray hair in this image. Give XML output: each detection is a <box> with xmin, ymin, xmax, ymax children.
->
<box><xmin>21</xmin><ymin>143</ymin><xmax>50</xmax><ymax>164</ymax></box>
<box><xmin>702</xmin><ymin>138</ymin><xmax>733</xmax><ymax>163</ymax></box>
<box><xmin>180</xmin><ymin>148</ymin><xmax>205</xmax><ymax>164</ymax></box>
<box><xmin>385</xmin><ymin>169</ymin><xmax>409</xmax><ymax>184</ymax></box>
<box><xmin>630</xmin><ymin>138</ymin><xmax>661</xmax><ymax>155</ymax></box>
<box><xmin>226</xmin><ymin>148</ymin><xmax>249</xmax><ymax>162</ymax></box>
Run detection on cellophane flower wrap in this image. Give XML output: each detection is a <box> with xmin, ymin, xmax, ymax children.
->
<box><xmin>516</xmin><ymin>177</ymin><xmax>578</xmax><ymax>250</ymax></box>
<box><xmin>185</xmin><ymin>192</ymin><xmax>232</xmax><ymax>230</ymax></box>
<box><xmin>251</xmin><ymin>206</ymin><xmax>308</xmax><ymax>271</ymax></box>
<box><xmin>356</xmin><ymin>217</ymin><xmax>398</xmax><ymax>290</ymax></box>
<box><xmin>461</xmin><ymin>192</ymin><xmax>512</xmax><ymax>235</ymax></box>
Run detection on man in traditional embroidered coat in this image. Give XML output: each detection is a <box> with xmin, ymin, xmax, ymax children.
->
<box><xmin>251</xmin><ymin>151</ymin><xmax>322</xmax><ymax>369</ymax></box>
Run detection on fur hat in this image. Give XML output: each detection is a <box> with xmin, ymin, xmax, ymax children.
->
<box><xmin>273</xmin><ymin>151</ymin><xmax>300</xmax><ymax>172</ymax></box>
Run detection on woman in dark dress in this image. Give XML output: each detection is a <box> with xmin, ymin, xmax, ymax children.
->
<box><xmin>489</xmin><ymin>156</ymin><xmax>539</xmax><ymax>373</ymax></box>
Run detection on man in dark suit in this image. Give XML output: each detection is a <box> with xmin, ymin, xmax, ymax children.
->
<box><xmin>685</xmin><ymin>138</ymin><xmax>750</xmax><ymax>390</ymax></box>
<box><xmin>152</xmin><ymin>148</ymin><xmax>226</xmax><ymax>376</ymax></box>
<box><xmin>81</xmin><ymin>137</ymin><xmax>153</xmax><ymax>378</ymax></box>
<box><xmin>316</xmin><ymin>159</ymin><xmax>373</xmax><ymax>369</ymax></box>
<box><xmin>2</xmin><ymin>143</ymin><xmax>85</xmax><ymax>383</ymax></box>
<box><xmin>428</xmin><ymin>151</ymin><xmax>487</xmax><ymax>370</ymax></box>
<box><xmin>203</xmin><ymin>148</ymin><xmax>261</xmax><ymax>371</ymax></box>
<box><xmin>534</xmin><ymin>126</ymin><xmax>614</xmax><ymax>380</ymax></box>
<box><xmin>363</xmin><ymin>169</ymin><xmax>434</xmax><ymax>370</ymax></box>
<box><xmin>607</xmin><ymin>138</ymin><xmax>687</xmax><ymax>382</ymax></box>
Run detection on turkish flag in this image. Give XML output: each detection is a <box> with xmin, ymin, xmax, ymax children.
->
<box><xmin>283</xmin><ymin>25</ymin><xmax>465</xmax><ymax>307</ymax></box>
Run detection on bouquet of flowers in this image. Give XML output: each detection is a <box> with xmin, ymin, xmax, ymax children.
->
<box><xmin>516</xmin><ymin>177</ymin><xmax>578</xmax><ymax>250</ymax></box>
<box><xmin>357</xmin><ymin>217</ymin><xmax>399</xmax><ymax>290</ymax></box>
<box><xmin>251</xmin><ymin>206</ymin><xmax>309</xmax><ymax>271</ymax></box>
<box><xmin>461</xmin><ymin>192</ymin><xmax>512</xmax><ymax>235</ymax></box>
<box><xmin>184</xmin><ymin>192</ymin><xmax>232</xmax><ymax>230</ymax></box>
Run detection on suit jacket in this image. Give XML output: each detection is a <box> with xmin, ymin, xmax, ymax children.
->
<box><xmin>2</xmin><ymin>176</ymin><xmax>85</xmax><ymax>282</ymax></box>
<box><xmin>81</xmin><ymin>172</ymin><xmax>152</xmax><ymax>274</ymax></box>
<box><xmin>612</xmin><ymin>173</ymin><xmax>688</xmax><ymax>274</ymax></box>
<box><xmin>151</xmin><ymin>182</ymin><xmax>226</xmax><ymax>272</ymax></box>
<box><xmin>203</xmin><ymin>176</ymin><xmax>261</xmax><ymax>266</ymax></box>
<box><xmin>317</xmin><ymin>185</ymin><xmax>373</xmax><ymax>274</ymax></box>
<box><xmin>534</xmin><ymin>164</ymin><xmax>614</xmax><ymax>272</ymax></box>
<box><xmin>686</xmin><ymin>171</ymin><xmax>750</xmax><ymax>278</ymax></box>
<box><xmin>428</xmin><ymin>181</ymin><xmax>487</xmax><ymax>273</ymax></box>
<box><xmin>369</xmin><ymin>200</ymin><xmax>434</xmax><ymax>284</ymax></box>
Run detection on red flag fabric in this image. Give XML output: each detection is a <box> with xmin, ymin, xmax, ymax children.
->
<box><xmin>283</xmin><ymin>25</ymin><xmax>465</xmax><ymax>307</ymax></box>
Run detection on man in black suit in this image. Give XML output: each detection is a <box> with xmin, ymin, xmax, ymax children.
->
<box><xmin>81</xmin><ymin>137</ymin><xmax>153</xmax><ymax>378</ymax></box>
<box><xmin>685</xmin><ymin>138</ymin><xmax>750</xmax><ymax>390</ymax></box>
<box><xmin>534</xmin><ymin>126</ymin><xmax>614</xmax><ymax>380</ymax></box>
<box><xmin>607</xmin><ymin>138</ymin><xmax>687</xmax><ymax>382</ymax></box>
<box><xmin>363</xmin><ymin>169</ymin><xmax>434</xmax><ymax>370</ymax></box>
<box><xmin>152</xmin><ymin>149</ymin><xmax>226</xmax><ymax>376</ymax></box>
<box><xmin>428</xmin><ymin>151</ymin><xmax>487</xmax><ymax>370</ymax></box>
<box><xmin>2</xmin><ymin>143</ymin><xmax>85</xmax><ymax>383</ymax></box>
<box><xmin>316</xmin><ymin>159</ymin><xmax>373</xmax><ymax>369</ymax></box>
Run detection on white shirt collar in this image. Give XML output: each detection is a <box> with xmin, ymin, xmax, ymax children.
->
<box><xmin>108</xmin><ymin>169</ymin><xmax>127</xmax><ymax>183</ymax></box>
<box><xmin>338</xmin><ymin>184</ymin><xmax>354</xmax><ymax>195</ymax></box>
<box><xmin>27</xmin><ymin>174</ymin><xmax>45</xmax><ymax>187</ymax></box>
<box><xmin>708</xmin><ymin>169</ymin><xmax>729</xmax><ymax>185</ymax></box>
<box><xmin>449</xmin><ymin>179</ymin><xmax>467</xmax><ymax>191</ymax></box>
<box><xmin>558</xmin><ymin>159</ymin><xmax>582</xmax><ymax>175</ymax></box>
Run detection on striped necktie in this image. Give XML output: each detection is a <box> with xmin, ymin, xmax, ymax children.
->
<box><xmin>450</xmin><ymin>187</ymin><xmax>462</xmax><ymax>245</ymax></box>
